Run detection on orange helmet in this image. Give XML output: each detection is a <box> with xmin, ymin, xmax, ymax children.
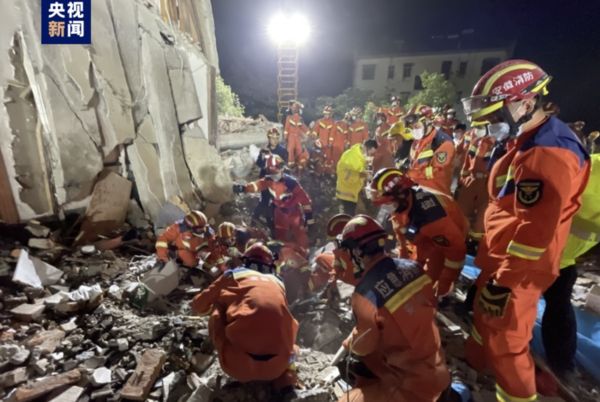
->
<box><xmin>184</xmin><ymin>211</ymin><xmax>208</xmax><ymax>235</ymax></box>
<box><xmin>217</xmin><ymin>222</ymin><xmax>236</xmax><ymax>241</ymax></box>
<box><xmin>462</xmin><ymin>59</ymin><xmax>551</xmax><ymax>123</ymax></box>
<box><xmin>243</xmin><ymin>242</ymin><xmax>274</xmax><ymax>272</ymax></box>
<box><xmin>326</xmin><ymin>214</ymin><xmax>352</xmax><ymax>238</ymax></box>
<box><xmin>267</xmin><ymin>127</ymin><xmax>281</xmax><ymax>139</ymax></box>
<box><xmin>404</xmin><ymin>105</ymin><xmax>433</xmax><ymax>126</ymax></box>
<box><xmin>340</xmin><ymin>215</ymin><xmax>387</xmax><ymax>252</ymax></box>
<box><xmin>368</xmin><ymin>168</ymin><xmax>415</xmax><ymax>205</ymax></box>
<box><xmin>265</xmin><ymin>154</ymin><xmax>285</xmax><ymax>174</ymax></box>
<box><xmin>314</xmin><ymin>252</ymin><xmax>335</xmax><ymax>273</ymax></box>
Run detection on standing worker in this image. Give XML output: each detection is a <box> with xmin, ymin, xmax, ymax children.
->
<box><xmin>369</xmin><ymin>168</ymin><xmax>467</xmax><ymax>297</ymax></box>
<box><xmin>455</xmin><ymin>125</ymin><xmax>496</xmax><ymax>252</ymax></box>
<box><xmin>335</xmin><ymin>215</ymin><xmax>450</xmax><ymax>402</ymax></box>
<box><xmin>335</xmin><ymin>140</ymin><xmax>378</xmax><ymax>215</ymax></box>
<box><xmin>462</xmin><ymin>59</ymin><xmax>590</xmax><ymax>402</ymax></box>
<box><xmin>331</xmin><ymin>113</ymin><xmax>351</xmax><ymax>166</ymax></box>
<box><xmin>191</xmin><ymin>243</ymin><xmax>299</xmax><ymax>398</ymax></box>
<box><xmin>311</xmin><ymin>105</ymin><xmax>336</xmax><ymax>174</ymax></box>
<box><xmin>254</xmin><ymin>128</ymin><xmax>289</xmax><ymax>229</ymax></box>
<box><xmin>405</xmin><ymin>105</ymin><xmax>456</xmax><ymax>195</ymax></box>
<box><xmin>348</xmin><ymin>107</ymin><xmax>370</xmax><ymax>146</ymax></box>
<box><xmin>234</xmin><ymin>154</ymin><xmax>313</xmax><ymax>249</ymax></box>
<box><xmin>386</xmin><ymin>95</ymin><xmax>405</xmax><ymax>125</ymax></box>
<box><xmin>284</xmin><ymin>101</ymin><xmax>309</xmax><ymax>169</ymax></box>
<box><xmin>372</xmin><ymin>108</ymin><xmax>395</xmax><ymax>172</ymax></box>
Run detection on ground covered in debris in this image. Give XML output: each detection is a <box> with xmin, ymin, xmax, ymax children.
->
<box><xmin>1</xmin><ymin>166</ymin><xmax>600</xmax><ymax>401</ymax></box>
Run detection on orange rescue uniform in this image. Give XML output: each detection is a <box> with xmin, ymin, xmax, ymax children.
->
<box><xmin>155</xmin><ymin>221</ymin><xmax>213</xmax><ymax>268</ymax></box>
<box><xmin>391</xmin><ymin>187</ymin><xmax>467</xmax><ymax>296</ymax></box>
<box><xmin>348</xmin><ymin>120</ymin><xmax>369</xmax><ymax>147</ymax></box>
<box><xmin>339</xmin><ymin>256</ymin><xmax>449</xmax><ymax>402</ymax></box>
<box><xmin>244</xmin><ymin>174</ymin><xmax>312</xmax><ymax>249</ymax></box>
<box><xmin>408</xmin><ymin>128</ymin><xmax>455</xmax><ymax>195</ymax></box>
<box><xmin>191</xmin><ymin>268</ymin><xmax>299</xmax><ymax>389</ymax></box>
<box><xmin>455</xmin><ymin>135</ymin><xmax>496</xmax><ymax>240</ymax></box>
<box><xmin>372</xmin><ymin>123</ymin><xmax>395</xmax><ymax>172</ymax></box>
<box><xmin>284</xmin><ymin>113</ymin><xmax>309</xmax><ymax>167</ymax></box>
<box><xmin>466</xmin><ymin>116</ymin><xmax>590</xmax><ymax>402</ymax></box>
<box><xmin>313</xmin><ymin>117</ymin><xmax>336</xmax><ymax>172</ymax></box>
<box><xmin>386</xmin><ymin>106</ymin><xmax>405</xmax><ymax>125</ymax></box>
<box><xmin>332</xmin><ymin>120</ymin><xmax>350</xmax><ymax>166</ymax></box>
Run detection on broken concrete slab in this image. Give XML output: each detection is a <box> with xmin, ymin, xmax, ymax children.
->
<box><xmin>76</xmin><ymin>171</ymin><xmax>133</xmax><ymax>245</ymax></box>
<box><xmin>0</xmin><ymin>367</ymin><xmax>29</xmax><ymax>388</ymax></box>
<box><xmin>12</xmin><ymin>369</ymin><xmax>82</xmax><ymax>402</ymax></box>
<box><xmin>140</xmin><ymin>260</ymin><xmax>182</xmax><ymax>301</ymax></box>
<box><xmin>27</xmin><ymin>238</ymin><xmax>57</xmax><ymax>250</ymax></box>
<box><xmin>24</xmin><ymin>329</ymin><xmax>65</xmax><ymax>355</ymax></box>
<box><xmin>25</xmin><ymin>221</ymin><xmax>51</xmax><ymax>237</ymax></box>
<box><xmin>91</xmin><ymin>367</ymin><xmax>112</xmax><ymax>387</ymax></box>
<box><xmin>12</xmin><ymin>249</ymin><xmax>63</xmax><ymax>288</ymax></box>
<box><xmin>48</xmin><ymin>385</ymin><xmax>84</xmax><ymax>402</ymax></box>
<box><xmin>168</xmin><ymin>66</ymin><xmax>203</xmax><ymax>125</ymax></box>
<box><xmin>10</xmin><ymin>303</ymin><xmax>45</xmax><ymax>322</ymax></box>
<box><xmin>121</xmin><ymin>349</ymin><xmax>167</xmax><ymax>401</ymax></box>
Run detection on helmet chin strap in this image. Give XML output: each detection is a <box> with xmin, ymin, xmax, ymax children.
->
<box><xmin>501</xmin><ymin>101</ymin><xmax>534</xmax><ymax>137</ymax></box>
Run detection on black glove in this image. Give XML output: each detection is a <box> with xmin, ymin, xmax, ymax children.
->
<box><xmin>232</xmin><ymin>184</ymin><xmax>245</xmax><ymax>194</ymax></box>
<box><xmin>478</xmin><ymin>281</ymin><xmax>511</xmax><ymax>318</ymax></box>
<box><xmin>155</xmin><ymin>260</ymin><xmax>166</xmax><ymax>271</ymax></box>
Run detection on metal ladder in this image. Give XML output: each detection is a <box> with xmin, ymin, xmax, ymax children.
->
<box><xmin>277</xmin><ymin>46</ymin><xmax>299</xmax><ymax>122</ymax></box>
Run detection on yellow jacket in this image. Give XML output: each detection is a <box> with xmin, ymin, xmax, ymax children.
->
<box><xmin>560</xmin><ymin>153</ymin><xmax>600</xmax><ymax>268</ymax></box>
<box><xmin>336</xmin><ymin>144</ymin><xmax>366</xmax><ymax>203</ymax></box>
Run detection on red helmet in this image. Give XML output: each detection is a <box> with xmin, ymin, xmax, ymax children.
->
<box><xmin>340</xmin><ymin>215</ymin><xmax>387</xmax><ymax>251</ymax></box>
<box><xmin>404</xmin><ymin>104</ymin><xmax>433</xmax><ymax>126</ymax></box>
<box><xmin>265</xmin><ymin>154</ymin><xmax>285</xmax><ymax>174</ymax></box>
<box><xmin>184</xmin><ymin>211</ymin><xmax>208</xmax><ymax>235</ymax></box>
<box><xmin>217</xmin><ymin>222</ymin><xmax>236</xmax><ymax>240</ymax></box>
<box><xmin>369</xmin><ymin>168</ymin><xmax>414</xmax><ymax>205</ymax></box>
<box><xmin>267</xmin><ymin>127</ymin><xmax>281</xmax><ymax>139</ymax></box>
<box><xmin>243</xmin><ymin>242</ymin><xmax>274</xmax><ymax>270</ymax></box>
<box><xmin>463</xmin><ymin>59</ymin><xmax>551</xmax><ymax>122</ymax></box>
<box><xmin>326</xmin><ymin>214</ymin><xmax>352</xmax><ymax>238</ymax></box>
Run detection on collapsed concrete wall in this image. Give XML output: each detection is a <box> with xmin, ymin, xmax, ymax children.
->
<box><xmin>0</xmin><ymin>0</ymin><xmax>222</xmax><ymax>224</ymax></box>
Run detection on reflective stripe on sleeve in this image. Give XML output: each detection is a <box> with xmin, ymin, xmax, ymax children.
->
<box><xmin>496</xmin><ymin>384</ymin><xmax>537</xmax><ymax>402</ymax></box>
<box><xmin>155</xmin><ymin>241</ymin><xmax>168</xmax><ymax>248</ymax></box>
<box><xmin>444</xmin><ymin>258</ymin><xmax>464</xmax><ymax>269</ymax></box>
<box><xmin>506</xmin><ymin>240</ymin><xmax>545</xmax><ymax>261</ymax></box>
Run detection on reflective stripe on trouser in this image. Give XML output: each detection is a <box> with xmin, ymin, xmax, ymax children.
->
<box><xmin>466</xmin><ymin>272</ymin><xmax>555</xmax><ymax>401</ymax></box>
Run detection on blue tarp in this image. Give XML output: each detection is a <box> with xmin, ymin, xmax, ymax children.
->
<box><xmin>460</xmin><ymin>256</ymin><xmax>600</xmax><ymax>383</ymax></box>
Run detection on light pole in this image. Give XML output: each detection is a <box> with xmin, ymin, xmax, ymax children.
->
<box><xmin>267</xmin><ymin>13</ymin><xmax>310</xmax><ymax>122</ymax></box>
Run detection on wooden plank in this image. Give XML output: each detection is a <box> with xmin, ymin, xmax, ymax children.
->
<box><xmin>120</xmin><ymin>349</ymin><xmax>167</xmax><ymax>400</ymax></box>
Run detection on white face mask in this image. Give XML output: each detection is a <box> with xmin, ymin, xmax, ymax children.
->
<box><xmin>488</xmin><ymin>122</ymin><xmax>510</xmax><ymax>141</ymax></box>
<box><xmin>411</xmin><ymin>127</ymin><xmax>425</xmax><ymax>140</ymax></box>
<box><xmin>376</xmin><ymin>119</ymin><xmax>384</xmax><ymax>126</ymax></box>
<box><xmin>474</xmin><ymin>127</ymin><xmax>487</xmax><ymax>138</ymax></box>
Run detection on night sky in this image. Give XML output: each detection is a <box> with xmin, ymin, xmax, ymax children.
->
<box><xmin>212</xmin><ymin>0</ymin><xmax>600</xmax><ymax>128</ymax></box>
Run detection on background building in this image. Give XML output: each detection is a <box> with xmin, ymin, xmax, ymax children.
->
<box><xmin>353</xmin><ymin>47</ymin><xmax>512</xmax><ymax>106</ymax></box>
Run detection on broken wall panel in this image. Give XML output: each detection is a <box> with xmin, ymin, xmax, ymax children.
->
<box><xmin>0</xmin><ymin>0</ymin><xmax>219</xmax><ymax>223</ymax></box>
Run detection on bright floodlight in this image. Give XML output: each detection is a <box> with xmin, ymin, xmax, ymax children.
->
<box><xmin>268</xmin><ymin>13</ymin><xmax>310</xmax><ymax>46</ymax></box>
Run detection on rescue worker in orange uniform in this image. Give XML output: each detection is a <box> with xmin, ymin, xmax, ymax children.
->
<box><xmin>452</xmin><ymin>124</ymin><xmax>471</xmax><ymax>180</ymax></box>
<box><xmin>372</xmin><ymin>108</ymin><xmax>395</xmax><ymax>172</ymax></box>
<box><xmin>311</xmin><ymin>105</ymin><xmax>336</xmax><ymax>174</ymax></box>
<box><xmin>405</xmin><ymin>105</ymin><xmax>456</xmax><ymax>195</ymax></box>
<box><xmin>284</xmin><ymin>101</ymin><xmax>309</xmax><ymax>169</ymax></box>
<box><xmin>204</xmin><ymin>222</ymin><xmax>267</xmax><ymax>274</ymax></box>
<box><xmin>369</xmin><ymin>168</ymin><xmax>467</xmax><ymax>297</ymax></box>
<box><xmin>155</xmin><ymin>210</ymin><xmax>214</xmax><ymax>268</ymax></box>
<box><xmin>191</xmin><ymin>243</ymin><xmax>299</xmax><ymax>397</ymax></box>
<box><xmin>233</xmin><ymin>154</ymin><xmax>313</xmax><ymax>249</ymax></box>
<box><xmin>386</xmin><ymin>95</ymin><xmax>405</xmax><ymax>125</ymax></box>
<box><xmin>442</xmin><ymin>108</ymin><xmax>460</xmax><ymax>134</ymax></box>
<box><xmin>348</xmin><ymin>107</ymin><xmax>370</xmax><ymax>146</ymax></box>
<box><xmin>335</xmin><ymin>215</ymin><xmax>450</xmax><ymax>402</ymax></box>
<box><xmin>331</xmin><ymin>113</ymin><xmax>351</xmax><ymax>166</ymax></box>
<box><xmin>455</xmin><ymin>125</ymin><xmax>496</xmax><ymax>249</ymax></box>
<box><xmin>462</xmin><ymin>60</ymin><xmax>590</xmax><ymax>402</ymax></box>
<box><xmin>276</xmin><ymin>243</ymin><xmax>311</xmax><ymax>303</ymax></box>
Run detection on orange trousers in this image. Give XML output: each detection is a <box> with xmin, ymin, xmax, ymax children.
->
<box><xmin>273</xmin><ymin>208</ymin><xmax>309</xmax><ymax>249</ymax></box>
<box><xmin>465</xmin><ymin>269</ymin><xmax>556</xmax><ymax>401</ymax></box>
<box><xmin>287</xmin><ymin>134</ymin><xmax>307</xmax><ymax>167</ymax></box>
<box><xmin>209</xmin><ymin>307</ymin><xmax>297</xmax><ymax>389</ymax></box>
<box><xmin>456</xmin><ymin>177</ymin><xmax>488</xmax><ymax>239</ymax></box>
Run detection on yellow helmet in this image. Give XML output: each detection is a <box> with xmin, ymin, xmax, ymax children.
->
<box><xmin>386</xmin><ymin>121</ymin><xmax>413</xmax><ymax>140</ymax></box>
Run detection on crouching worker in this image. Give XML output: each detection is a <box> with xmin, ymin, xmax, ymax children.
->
<box><xmin>190</xmin><ymin>243</ymin><xmax>299</xmax><ymax>397</ymax></box>
<box><xmin>336</xmin><ymin>215</ymin><xmax>449</xmax><ymax>402</ymax></box>
<box><xmin>155</xmin><ymin>210</ymin><xmax>214</xmax><ymax>268</ymax></box>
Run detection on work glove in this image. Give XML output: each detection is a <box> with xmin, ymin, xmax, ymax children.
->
<box><xmin>155</xmin><ymin>260</ymin><xmax>166</xmax><ymax>271</ymax></box>
<box><xmin>232</xmin><ymin>184</ymin><xmax>245</xmax><ymax>194</ymax></box>
<box><xmin>478</xmin><ymin>281</ymin><xmax>511</xmax><ymax>318</ymax></box>
<box><xmin>304</xmin><ymin>211</ymin><xmax>314</xmax><ymax>227</ymax></box>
